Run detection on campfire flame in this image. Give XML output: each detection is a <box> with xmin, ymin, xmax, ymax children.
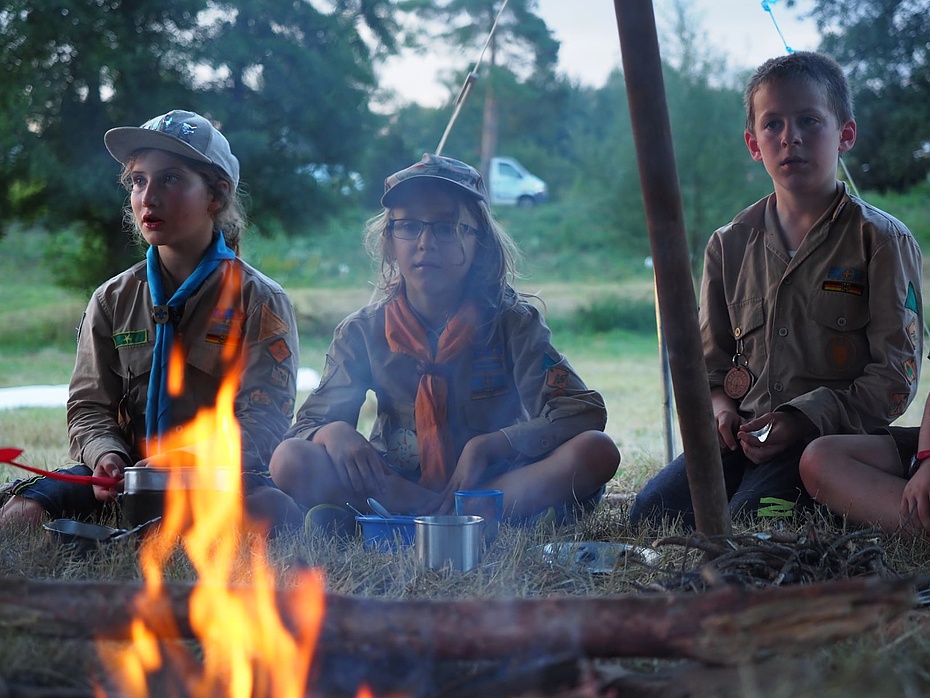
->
<box><xmin>96</xmin><ymin>299</ymin><xmax>328</xmax><ymax>696</ymax></box>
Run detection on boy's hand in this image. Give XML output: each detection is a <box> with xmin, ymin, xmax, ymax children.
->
<box><xmin>737</xmin><ymin>412</ymin><xmax>812</xmax><ymax>464</ymax></box>
<box><xmin>715</xmin><ymin>409</ymin><xmax>743</xmax><ymax>452</ymax></box>
<box><xmin>900</xmin><ymin>461</ymin><xmax>930</xmax><ymax>534</ymax></box>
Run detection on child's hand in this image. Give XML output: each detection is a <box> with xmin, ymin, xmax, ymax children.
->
<box><xmin>316</xmin><ymin>422</ymin><xmax>390</xmax><ymax>498</ymax></box>
<box><xmin>900</xmin><ymin>462</ymin><xmax>930</xmax><ymax>534</ymax></box>
<box><xmin>436</xmin><ymin>432</ymin><xmax>515</xmax><ymax>514</ymax></box>
<box><xmin>738</xmin><ymin>412</ymin><xmax>812</xmax><ymax>464</ymax></box>
<box><xmin>715</xmin><ymin>409</ymin><xmax>743</xmax><ymax>452</ymax></box>
<box><xmin>92</xmin><ymin>453</ymin><xmax>126</xmax><ymax>501</ymax></box>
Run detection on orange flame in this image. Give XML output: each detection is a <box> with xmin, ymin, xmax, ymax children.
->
<box><xmin>96</xmin><ymin>267</ymin><xmax>329</xmax><ymax>697</ymax></box>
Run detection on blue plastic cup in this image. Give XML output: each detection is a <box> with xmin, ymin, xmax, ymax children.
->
<box><xmin>454</xmin><ymin>489</ymin><xmax>504</xmax><ymax>543</ymax></box>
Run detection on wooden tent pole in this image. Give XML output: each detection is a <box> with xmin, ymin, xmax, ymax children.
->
<box><xmin>612</xmin><ymin>0</ymin><xmax>731</xmax><ymax>538</ymax></box>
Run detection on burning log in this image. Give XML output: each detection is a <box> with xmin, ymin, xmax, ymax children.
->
<box><xmin>0</xmin><ymin>575</ymin><xmax>915</xmax><ymax>666</ymax></box>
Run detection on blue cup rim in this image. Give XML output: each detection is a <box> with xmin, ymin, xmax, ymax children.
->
<box><xmin>453</xmin><ymin>489</ymin><xmax>503</xmax><ymax>498</ymax></box>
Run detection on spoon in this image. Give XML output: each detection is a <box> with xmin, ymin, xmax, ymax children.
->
<box><xmin>345</xmin><ymin>502</ymin><xmax>365</xmax><ymax>517</ymax></box>
<box><xmin>367</xmin><ymin>497</ymin><xmax>393</xmax><ymax>519</ymax></box>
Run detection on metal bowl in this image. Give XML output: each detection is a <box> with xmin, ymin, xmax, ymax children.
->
<box><xmin>122</xmin><ymin>465</ymin><xmax>238</xmax><ymax>493</ymax></box>
<box><xmin>356</xmin><ymin>514</ymin><xmax>417</xmax><ymax>551</ymax></box>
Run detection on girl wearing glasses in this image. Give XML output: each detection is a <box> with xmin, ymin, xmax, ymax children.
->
<box><xmin>270</xmin><ymin>153</ymin><xmax>620</xmax><ymax>533</ymax></box>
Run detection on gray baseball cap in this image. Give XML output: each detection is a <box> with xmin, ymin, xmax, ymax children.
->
<box><xmin>381</xmin><ymin>153</ymin><xmax>489</xmax><ymax>207</ymax></box>
<box><xmin>104</xmin><ymin>110</ymin><xmax>240</xmax><ymax>189</ymax></box>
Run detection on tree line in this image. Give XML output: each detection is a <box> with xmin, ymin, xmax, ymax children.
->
<box><xmin>1</xmin><ymin>0</ymin><xmax>927</xmax><ymax>287</ymax></box>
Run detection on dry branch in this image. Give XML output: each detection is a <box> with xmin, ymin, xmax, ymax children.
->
<box><xmin>0</xmin><ymin>575</ymin><xmax>916</xmax><ymax>665</ymax></box>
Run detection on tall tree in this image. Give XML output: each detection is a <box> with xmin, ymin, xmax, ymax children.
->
<box><xmin>395</xmin><ymin>0</ymin><xmax>559</xmax><ymax>182</ymax></box>
<box><xmin>194</xmin><ymin>0</ymin><xmax>397</xmax><ymax>231</ymax></box>
<box><xmin>0</xmin><ymin>0</ymin><xmax>206</xmax><ymax>278</ymax></box>
<box><xmin>796</xmin><ymin>0</ymin><xmax>930</xmax><ymax>191</ymax></box>
<box><xmin>0</xmin><ymin>0</ymin><xmax>397</xmax><ymax>285</ymax></box>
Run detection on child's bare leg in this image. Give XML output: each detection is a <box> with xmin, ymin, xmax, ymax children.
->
<box><xmin>800</xmin><ymin>434</ymin><xmax>909</xmax><ymax>533</ymax></box>
<box><xmin>270</xmin><ymin>437</ymin><xmax>439</xmax><ymax>514</ymax></box>
<box><xmin>269</xmin><ymin>437</ymin><xmax>355</xmax><ymax>510</ymax></box>
<box><xmin>0</xmin><ymin>495</ymin><xmax>47</xmax><ymax>526</ymax></box>
<box><xmin>486</xmin><ymin>430</ymin><xmax>620</xmax><ymax>520</ymax></box>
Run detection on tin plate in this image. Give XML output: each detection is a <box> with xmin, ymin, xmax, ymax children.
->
<box><xmin>537</xmin><ymin>541</ymin><xmax>660</xmax><ymax>574</ymax></box>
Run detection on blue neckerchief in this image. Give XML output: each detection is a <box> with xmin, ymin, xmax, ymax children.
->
<box><xmin>145</xmin><ymin>233</ymin><xmax>236</xmax><ymax>451</ymax></box>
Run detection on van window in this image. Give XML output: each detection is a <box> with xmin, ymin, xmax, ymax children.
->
<box><xmin>497</xmin><ymin>161</ymin><xmax>522</xmax><ymax>179</ymax></box>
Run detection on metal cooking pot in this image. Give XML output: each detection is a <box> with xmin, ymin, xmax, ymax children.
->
<box><xmin>120</xmin><ymin>465</ymin><xmax>238</xmax><ymax>529</ymax></box>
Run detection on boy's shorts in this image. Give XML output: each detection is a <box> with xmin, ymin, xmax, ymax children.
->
<box><xmin>875</xmin><ymin>425</ymin><xmax>920</xmax><ymax>478</ymax></box>
<box><xmin>3</xmin><ymin>464</ymin><xmax>279</xmax><ymax>522</ymax></box>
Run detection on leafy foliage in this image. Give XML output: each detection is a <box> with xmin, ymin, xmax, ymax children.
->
<box><xmin>796</xmin><ymin>0</ymin><xmax>930</xmax><ymax>191</ymax></box>
<box><xmin>0</xmin><ymin>0</ymin><xmax>396</xmax><ymax>286</ymax></box>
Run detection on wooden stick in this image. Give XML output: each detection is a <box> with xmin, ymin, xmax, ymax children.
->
<box><xmin>0</xmin><ymin>575</ymin><xmax>915</xmax><ymax>665</ymax></box>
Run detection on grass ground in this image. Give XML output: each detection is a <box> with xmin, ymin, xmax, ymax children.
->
<box><xmin>1</xmin><ymin>228</ymin><xmax>930</xmax><ymax>695</ymax></box>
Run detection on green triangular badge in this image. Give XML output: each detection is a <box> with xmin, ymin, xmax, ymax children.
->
<box><xmin>905</xmin><ymin>281</ymin><xmax>920</xmax><ymax>315</ymax></box>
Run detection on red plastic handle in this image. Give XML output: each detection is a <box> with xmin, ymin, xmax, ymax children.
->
<box><xmin>0</xmin><ymin>447</ymin><xmax>122</xmax><ymax>488</ymax></box>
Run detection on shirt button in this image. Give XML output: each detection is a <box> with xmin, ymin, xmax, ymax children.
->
<box><xmin>774</xmin><ymin>382</ymin><xmax>784</xmax><ymax>392</ymax></box>
<box><xmin>784</xmin><ymin>276</ymin><xmax>792</xmax><ymax>285</ymax></box>
<box><xmin>837</xmin><ymin>317</ymin><xmax>847</xmax><ymax>327</ymax></box>
<box><xmin>734</xmin><ymin>327</ymin><xmax>742</xmax><ymax>338</ymax></box>
<box><xmin>778</xmin><ymin>327</ymin><xmax>788</xmax><ymax>337</ymax></box>
<box><xmin>541</xmin><ymin>439</ymin><xmax>550</xmax><ymax>448</ymax></box>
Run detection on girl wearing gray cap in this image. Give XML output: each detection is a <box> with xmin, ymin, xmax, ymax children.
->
<box><xmin>0</xmin><ymin>110</ymin><xmax>303</xmax><ymax>533</ymax></box>
<box><xmin>271</xmin><ymin>153</ymin><xmax>620</xmax><ymax>534</ymax></box>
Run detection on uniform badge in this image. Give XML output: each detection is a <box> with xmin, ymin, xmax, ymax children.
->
<box><xmin>387</xmin><ymin>428</ymin><xmax>419</xmax><ymax>471</ymax></box>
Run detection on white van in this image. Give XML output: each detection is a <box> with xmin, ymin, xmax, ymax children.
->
<box><xmin>488</xmin><ymin>157</ymin><xmax>548</xmax><ymax>207</ymax></box>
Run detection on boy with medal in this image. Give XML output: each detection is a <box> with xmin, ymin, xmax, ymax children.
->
<box><xmin>630</xmin><ymin>52</ymin><xmax>922</xmax><ymax>530</ymax></box>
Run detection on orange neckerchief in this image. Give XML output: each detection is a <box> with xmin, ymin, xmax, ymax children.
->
<box><xmin>384</xmin><ymin>294</ymin><xmax>478</xmax><ymax>490</ymax></box>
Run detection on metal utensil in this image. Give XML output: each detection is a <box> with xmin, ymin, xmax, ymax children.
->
<box><xmin>345</xmin><ymin>502</ymin><xmax>365</xmax><ymax>517</ymax></box>
<box><xmin>750</xmin><ymin>422</ymin><xmax>773</xmax><ymax>443</ymax></box>
<box><xmin>367</xmin><ymin>497</ymin><xmax>393</xmax><ymax>519</ymax></box>
<box><xmin>414</xmin><ymin>515</ymin><xmax>484</xmax><ymax>572</ymax></box>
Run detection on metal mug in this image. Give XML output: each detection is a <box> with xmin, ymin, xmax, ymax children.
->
<box><xmin>414</xmin><ymin>515</ymin><xmax>483</xmax><ymax>572</ymax></box>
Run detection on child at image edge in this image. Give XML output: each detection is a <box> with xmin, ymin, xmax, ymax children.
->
<box><xmin>0</xmin><ymin>110</ymin><xmax>303</xmax><ymax>533</ymax></box>
<box><xmin>630</xmin><ymin>52</ymin><xmax>923</xmax><ymax>530</ymax></box>
<box><xmin>270</xmin><ymin>153</ymin><xmax>620</xmax><ymax>532</ymax></box>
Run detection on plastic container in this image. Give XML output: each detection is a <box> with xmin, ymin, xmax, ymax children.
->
<box><xmin>414</xmin><ymin>515</ymin><xmax>484</xmax><ymax>572</ymax></box>
<box><xmin>356</xmin><ymin>514</ymin><xmax>417</xmax><ymax>551</ymax></box>
<box><xmin>454</xmin><ymin>489</ymin><xmax>503</xmax><ymax>543</ymax></box>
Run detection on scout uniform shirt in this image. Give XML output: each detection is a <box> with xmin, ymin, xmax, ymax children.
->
<box><xmin>701</xmin><ymin>183</ymin><xmax>924</xmax><ymax>436</ymax></box>
<box><xmin>67</xmin><ymin>258</ymin><xmax>299</xmax><ymax>473</ymax></box>
<box><xmin>288</xmin><ymin>297</ymin><xmax>607</xmax><ymax>478</ymax></box>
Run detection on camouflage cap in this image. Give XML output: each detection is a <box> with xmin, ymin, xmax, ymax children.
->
<box><xmin>381</xmin><ymin>153</ymin><xmax>489</xmax><ymax>207</ymax></box>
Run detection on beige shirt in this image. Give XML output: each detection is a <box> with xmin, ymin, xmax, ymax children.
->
<box><xmin>701</xmin><ymin>184</ymin><xmax>923</xmax><ymax>436</ymax></box>
<box><xmin>288</xmin><ymin>296</ymin><xmax>607</xmax><ymax>474</ymax></box>
<box><xmin>67</xmin><ymin>258</ymin><xmax>299</xmax><ymax>472</ymax></box>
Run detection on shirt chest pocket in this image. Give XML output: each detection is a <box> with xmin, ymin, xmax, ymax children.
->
<box><xmin>807</xmin><ymin>289</ymin><xmax>871</xmax><ymax>377</ymax></box>
<box><xmin>462</xmin><ymin>387</ymin><xmax>521</xmax><ymax>432</ymax></box>
<box><xmin>809</xmin><ymin>288</ymin><xmax>870</xmax><ymax>332</ymax></box>
<box><xmin>186</xmin><ymin>341</ymin><xmax>227</xmax><ymax>379</ymax></box>
<box><xmin>728</xmin><ymin>298</ymin><xmax>765</xmax><ymax>357</ymax></box>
